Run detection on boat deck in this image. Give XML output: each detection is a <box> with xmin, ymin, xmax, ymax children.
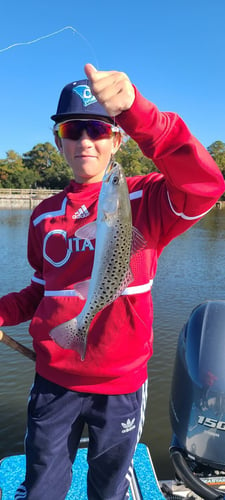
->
<box><xmin>0</xmin><ymin>443</ymin><xmax>165</xmax><ymax>499</ymax></box>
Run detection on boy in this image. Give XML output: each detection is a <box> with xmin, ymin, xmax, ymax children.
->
<box><xmin>0</xmin><ymin>63</ymin><xmax>224</xmax><ymax>500</ymax></box>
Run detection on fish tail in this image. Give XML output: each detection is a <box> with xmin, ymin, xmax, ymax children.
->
<box><xmin>49</xmin><ymin>316</ymin><xmax>88</xmax><ymax>360</ymax></box>
<box><xmin>73</xmin><ymin>327</ymin><xmax>87</xmax><ymax>361</ymax></box>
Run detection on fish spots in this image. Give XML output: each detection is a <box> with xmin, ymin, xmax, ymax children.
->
<box><xmin>50</xmin><ymin>162</ymin><xmax>145</xmax><ymax>358</ymax></box>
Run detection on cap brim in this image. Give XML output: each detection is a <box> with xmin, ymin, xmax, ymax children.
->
<box><xmin>51</xmin><ymin>113</ymin><xmax>115</xmax><ymax>125</ymax></box>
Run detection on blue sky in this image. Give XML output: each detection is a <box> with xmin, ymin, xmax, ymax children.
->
<box><xmin>0</xmin><ymin>0</ymin><xmax>224</xmax><ymax>158</ymax></box>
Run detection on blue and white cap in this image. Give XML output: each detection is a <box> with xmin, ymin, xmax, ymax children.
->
<box><xmin>51</xmin><ymin>79</ymin><xmax>114</xmax><ymax>124</ymax></box>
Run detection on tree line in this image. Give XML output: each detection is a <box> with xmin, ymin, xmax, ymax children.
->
<box><xmin>0</xmin><ymin>139</ymin><xmax>225</xmax><ymax>197</ymax></box>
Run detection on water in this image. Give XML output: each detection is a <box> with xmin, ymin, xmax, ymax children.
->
<box><xmin>0</xmin><ymin>208</ymin><xmax>225</xmax><ymax>479</ymax></box>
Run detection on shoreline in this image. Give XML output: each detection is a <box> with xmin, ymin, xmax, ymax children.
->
<box><xmin>0</xmin><ymin>188</ymin><xmax>224</xmax><ymax>210</ymax></box>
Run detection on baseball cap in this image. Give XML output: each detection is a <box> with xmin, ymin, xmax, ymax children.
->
<box><xmin>51</xmin><ymin>79</ymin><xmax>114</xmax><ymax>124</ymax></box>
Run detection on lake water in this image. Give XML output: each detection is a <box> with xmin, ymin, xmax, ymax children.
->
<box><xmin>0</xmin><ymin>207</ymin><xmax>225</xmax><ymax>480</ymax></box>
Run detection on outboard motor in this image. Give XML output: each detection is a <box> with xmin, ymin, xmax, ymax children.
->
<box><xmin>169</xmin><ymin>300</ymin><xmax>225</xmax><ymax>499</ymax></box>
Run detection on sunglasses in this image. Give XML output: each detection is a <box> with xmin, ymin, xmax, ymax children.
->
<box><xmin>54</xmin><ymin>120</ymin><xmax>120</xmax><ymax>141</ymax></box>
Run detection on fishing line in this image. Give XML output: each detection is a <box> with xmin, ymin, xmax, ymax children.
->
<box><xmin>0</xmin><ymin>25</ymin><xmax>99</xmax><ymax>68</ymax></box>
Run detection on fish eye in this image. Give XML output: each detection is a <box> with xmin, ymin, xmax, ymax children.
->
<box><xmin>111</xmin><ymin>175</ymin><xmax>119</xmax><ymax>185</ymax></box>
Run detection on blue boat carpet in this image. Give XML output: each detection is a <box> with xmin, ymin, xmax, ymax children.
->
<box><xmin>0</xmin><ymin>443</ymin><xmax>165</xmax><ymax>499</ymax></box>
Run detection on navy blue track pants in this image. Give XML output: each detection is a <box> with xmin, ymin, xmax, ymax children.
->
<box><xmin>15</xmin><ymin>374</ymin><xmax>148</xmax><ymax>500</ymax></box>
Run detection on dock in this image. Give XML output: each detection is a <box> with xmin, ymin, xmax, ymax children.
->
<box><xmin>0</xmin><ymin>188</ymin><xmax>60</xmax><ymax>209</ymax></box>
<box><xmin>0</xmin><ymin>188</ymin><xmax>224</xmax><ymax>210</ymax></box>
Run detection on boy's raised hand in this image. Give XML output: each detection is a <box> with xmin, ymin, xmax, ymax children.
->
<box><xmin>84</xmin><ymin>63</ymin><xmax>135</xmax><ymax>117</ymax></box>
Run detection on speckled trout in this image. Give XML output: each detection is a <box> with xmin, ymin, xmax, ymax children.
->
<box><xmin>50</xmin><ymin>161</ymin><xmax>145</xmax><ymax>360</ymax></box>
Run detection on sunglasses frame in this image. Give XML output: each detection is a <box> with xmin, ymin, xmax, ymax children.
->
<box><xmin>54</xmin><ymin>119</ymin><xmax>120</xmax><ymax>141</ymax></box>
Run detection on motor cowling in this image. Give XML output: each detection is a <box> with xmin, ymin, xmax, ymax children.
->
<box><xmin>170</xmin><ymin>300</ymin><xmax>225</xmax><ymax>470</ymax></box>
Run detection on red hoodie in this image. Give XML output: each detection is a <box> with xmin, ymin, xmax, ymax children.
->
<box><xmin>0</xmin><ymin>87</ymin><xmax>224</xmax><ymax>394</ymax></box>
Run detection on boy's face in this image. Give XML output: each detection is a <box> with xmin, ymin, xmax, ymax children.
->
<box><xmin>55</xmin><ymin>121</ymin><xmax>121</xmax><ymax>184</ymax></box>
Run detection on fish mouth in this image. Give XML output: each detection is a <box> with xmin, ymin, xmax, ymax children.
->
<box><xmin>106</xmin><ymin>159</ymin><xmax>116</xmax><ymax>172</ymax></box>
<box><xmin>103</xmin><ymin>160</ymin><xmax>120</xmax><ymax>181</ymax></box>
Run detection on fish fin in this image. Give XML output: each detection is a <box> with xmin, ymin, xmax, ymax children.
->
<box><xmin>75</xmin><ymin>221</ymin><xmax>97</xmax><ymax>240</ymax></box>
<box><xmin>74</xmin><ymin>279</ymin><xmax>90</xmax><ymax>300</ymax></box>
<box><xmin>131</xmin><ymin>226</ymin><xmax>147</xmax><ymax>256</ymax></box>
<box><xmin>112</xmin><ymin>267</ymin><xmax>134</xmax><ymax>300</ymax></box>
<box><xmin>49</xmin><ymin>318</ymin><xmax>87</xmax><ymax>360</ymax></box>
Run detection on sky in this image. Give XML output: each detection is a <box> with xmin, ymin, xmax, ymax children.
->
<box><xmin>0</xmin><ymin>0</ymin><xmax>224</xmax><ymax>158</ymax></box>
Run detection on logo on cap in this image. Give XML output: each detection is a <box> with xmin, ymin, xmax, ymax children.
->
<box><xmin>73</xmin><ymin>85</ymin><xmax>97</xmax><ymax>107</ymax></box>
